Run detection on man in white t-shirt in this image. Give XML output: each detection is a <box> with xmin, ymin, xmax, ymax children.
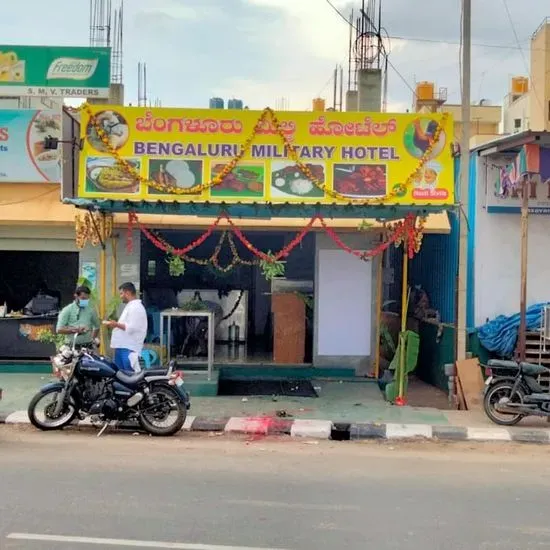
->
<box><xmin>104</xmin><ymin>282</ymin><xmax>148</xmax><ymax>373</ymax></box>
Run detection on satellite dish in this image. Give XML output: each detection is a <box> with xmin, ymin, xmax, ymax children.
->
<box><xmin>354</xmin><ymin>31</ymin><xmax>382</xmax><ymax>65</ymax></box>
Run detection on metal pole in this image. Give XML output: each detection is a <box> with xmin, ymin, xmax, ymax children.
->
<box><xmin>110</xmin><ymin>237</ymin><xmax>117</xmax><ymax>298</ymax></box>
<box><xmin>456</xmin><ymin>0</ymin><xmax>471</xmax><ymax>361</ymax></box>
<box><xmin>333</xmin><ymin>66</ymin><xmax>338</xmax><ymax>110</ymax></box>
<box><xmin>99</xmin><ymin>217</ymin><xmax>107</xmax><ymax>355</ymax></box>
<box><xmin>339</xmin><ymin>65</ymin><xmax>344</xmax><ymax>112</ymax></box>
<box><xmin>208</xmin><ymin>312</ymin><xmax>214</xmax><ymax>381</ymax></box>
<box><xmin>373</xmin><ymin>247</ymin><xmax>384</xmax><ymax>379</ymax></box>
<box><xmin>518</xmin><ymin>177</ymin><xmax>529</xmax><ymax>362</ymax></box>
<box><xmin>160</xmin><ymin>312</ymin><xmax>165</xmax><ymax>364</ymax></box>
<box><xmin>398</xmin><ymin>246</ymin><xmax>409</xmax><ymax>400</ymax></box>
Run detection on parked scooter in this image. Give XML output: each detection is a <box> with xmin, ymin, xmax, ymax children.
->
<box><xmin>483</xmin><ymin>358</ymin><xmax>550</xmax><ymax>425</ymax></box>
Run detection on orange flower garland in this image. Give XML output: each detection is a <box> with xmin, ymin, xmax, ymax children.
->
<box><xmin>130</xmin><ymin>211</ymin><xmax>424</xmax><ymax>268</ymax></box>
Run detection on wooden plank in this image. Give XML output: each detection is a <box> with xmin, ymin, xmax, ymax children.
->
<box><xmin>456</xmin><ymin>358</ymin><xmax>484</xmax><ymax>411</ymax></box>
<box><xmin>456</xmin><ymin>375</ymin><xmax>467</xmax><ymax>410</ymax></box>
<box><xmin>272</xmin><ymin>293</ymin><xmax>306</xmax><ymax>364</ymax></box>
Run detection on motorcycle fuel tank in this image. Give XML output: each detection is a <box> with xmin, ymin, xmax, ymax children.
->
<box><xmin>79</xmin><ymin>354</ymin><xmax>117</xmax><ymax>379</ymax></box>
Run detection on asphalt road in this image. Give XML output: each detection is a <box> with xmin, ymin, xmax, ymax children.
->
<box><xmin>2</xmin><ymin>427</ymin><xmax>550</xmax><ymax>550</ymax></box>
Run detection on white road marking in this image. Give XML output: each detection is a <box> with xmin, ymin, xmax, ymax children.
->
<box><xmin>6</xmin><ymin>533</ymin><xmax>290</xmax><ymax>550</ymax></box>
<box><xmin>225</xmin><ymin>499</ymin><xmax>361</xmax><ymax>511</ymax></box>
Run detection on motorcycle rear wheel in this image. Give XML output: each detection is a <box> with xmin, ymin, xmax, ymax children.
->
<box><xmin>138</xmin><ymin>386</ymin><xmax>186</xmax><ymax>436</ymax></box>
<box><xmin>483</xmin><ymin>381</ymin><xmax>525</xmax><ymax>426</ymax></box>
<box><xmin>28</xmin><ymin>387</ymin><xmax>77</xmax><ymax>431</ymax></box>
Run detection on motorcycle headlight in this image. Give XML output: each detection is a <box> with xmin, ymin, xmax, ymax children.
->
<box><xmin>60</xmin><ymin>346</ymin><xmax>73</xmax><ymax>360</ymax></box>
<box><xmin>53</xmin><ymin>355</ymin><xmax>66</xmax><ymax>369</ymax></box>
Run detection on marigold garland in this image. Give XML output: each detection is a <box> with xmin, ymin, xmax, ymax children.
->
<box><xmin>130</xmin><ymin>211</ymin><xmax>424</xmax><ymax>268</ymax></box>
<box><xmin>82</xmin><ymin>104</ymin><xmax>448</xmax><ymax>206</ymax></box>
<box><xmin>147</xmin><ymin>227</ymin><xmax>259</xmax><ymax>272</ymax></box>
<box><xmin>75</xmin><ymin>211</ymin><xmax>113</xmax><ymax>250</ymax></box>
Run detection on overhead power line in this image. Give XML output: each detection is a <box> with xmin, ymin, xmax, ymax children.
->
<box><xmin>324</xmin><ymin>0</ymin><xmax>415</xmax><ymax>95</ymax></box>
<box><xmin>502</xmin><ymin>0</ymin><xmax>543</xmax><ymax>115</ymax></box>
<box><xmin>325</xmin><ymin>0</ymin><xmax>540</xmax><ymax>52</ymax></box>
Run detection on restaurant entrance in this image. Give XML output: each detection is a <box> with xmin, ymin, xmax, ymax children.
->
<box><xmin>140</xmin><ymin>229</ymin><xmax>315</xmax><ymax>366</ymax></box>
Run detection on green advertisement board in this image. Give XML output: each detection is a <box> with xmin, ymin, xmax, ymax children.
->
<box><xmin>0</xmin><ymin>45</ymin><xmax>111</xmax><ymax>98</ymax></box>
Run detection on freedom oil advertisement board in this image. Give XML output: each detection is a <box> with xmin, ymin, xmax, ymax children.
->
<box><xmin>78</xmin><ymin>106</ymin><xmax>455</xmax><ymax>205</ymax></box>
<box><xmin>0</xmin><ymin>45</ymin><xmax>111</xmax><ymax>98</ymax></box>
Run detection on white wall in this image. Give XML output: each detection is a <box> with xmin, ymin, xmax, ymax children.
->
<box><xmin>314</xmin><ymin>232</ymin><xmax>376</xmax><ymax>371</ymax></box>
<box><xmin>502</xmin><ymin>93</ymin><xmax>530</xmax><ymax>135</ymax></box>
<box><xmin>474</xmin><ymin>156</ymin><xmax>550</xmax><ymax>325</ymax></box>
<box><xmin>317</xmin><ymin>249</ymin><xmax>372</xmax><ymax>356</ymax></box>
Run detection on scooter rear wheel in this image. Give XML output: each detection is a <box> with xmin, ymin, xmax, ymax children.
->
<box><xmin>483</xmin><ymin>381</ymin><xmax>525</xmax><ymax>426</ymax></box>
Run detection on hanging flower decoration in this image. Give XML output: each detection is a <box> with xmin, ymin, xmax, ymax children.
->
<box><xmin>393</xmin><ymin>215</ymin><xmax>425</xmax><ymax>258</ymax></box>
<box><xmin>128</xmin><ymin>211</ymin><xmax>425</xmax><ymax>274</ymax></box>
<box><xmin>166</xmin><ymin>251</ymin><xmax>186</xmax><ymax>277</ymax></box>
<box><xmin>260</xmin><ymin>252</ymin><xmax>286</xmax><ymax>281</ymax></box>
<box><xmin>75</xmin><ymin>211</ymin><xmax>113</xmax><ymax>249</ymax></box>
<box><xmin>126</xmin><ymin>212</ymin><xmax>135</xmax><ymax>253</ymax></box>
<box><xmin>82</xmin><ymin>104</ymin><xmax>448</xmax><ymax>206</ymax></box>
<box><xmin>128</xmin><ymin>211</ymin><xmax>223</xmax><ymax>256</ymax></box>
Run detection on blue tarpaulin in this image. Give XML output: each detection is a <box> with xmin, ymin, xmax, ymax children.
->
<box><xmin>477</xmin><ymin>303</ymin><xmax>549</xmax><ymax>358</ymax></box>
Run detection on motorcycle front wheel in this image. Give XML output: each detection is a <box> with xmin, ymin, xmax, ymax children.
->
<box><xmin>483</xmin><ymin>381</ymin><xmax>525</xmax><ymax>426</ymax></box>
<box><xmin>28</xmin><ymin>386</ymin><xmax>77</xmax><ymax>430</ymax></box>
<box><xmin>138</xmin><ymin>385</ymin><xmax>186</xmax><ymax>436</ymax></box>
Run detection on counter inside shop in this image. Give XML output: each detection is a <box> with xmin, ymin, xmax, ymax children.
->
<box><xmin>0</xmin><ymin>289</ymin><xmax>60</xmax><ymax>359</ymax></box>
<box><xmin>0</xmin><ymin>314</ymin><xmax>57</xmax><ymax>358</ymax></box>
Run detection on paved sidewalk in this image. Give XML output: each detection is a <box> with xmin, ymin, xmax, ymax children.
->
<box><xmin>3</xmin><ymin>373</ymin><xmax>550</xmax><ymax>443</ymax></box>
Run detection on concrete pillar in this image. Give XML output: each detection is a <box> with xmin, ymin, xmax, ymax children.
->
<box><xmin>89</xmin><ymin>83</ymin><xmax>125</xmax><ymax>106</ymax></box>
<box><xmin>108</xmin><ymin>84</ymin><xmax>125</xmax><ymax>106</ymax></box>
<box><xmin>345</xmin><ymin>90</ymin><xmax>358</xmax><ymax>112</ymax></box>
<box><xmin>358</xmin><ymin>69</ymin><xmax>382</xmax><ymax>112</ymax></box>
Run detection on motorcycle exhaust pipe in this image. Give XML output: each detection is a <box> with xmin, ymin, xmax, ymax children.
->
<box><xmin>127</xmin><ymin>392</ymin><xmax>144</xmax><ymax>407</ymax></box>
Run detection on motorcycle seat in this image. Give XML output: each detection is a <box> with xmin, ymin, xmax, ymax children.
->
<box><xmin>487</xmin><ymin>359</ymin><xmax>518</xmax><ymax>369</ymax></box>
<box><xmin>115</xmin><ymin>370</ymin><xmax>146</xmax><ymax>385</ymax></box>
<box><xmin>144</xmin><ymin>368</ymin><xmax>169</xmax><ymax>376</ymax></box>
<box><xmin>520</xmin><ymin>362</ymin><xmax>550</xmax><ymax>376</ymax></box>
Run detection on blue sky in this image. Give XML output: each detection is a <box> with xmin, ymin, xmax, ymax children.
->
<box><xmin>1</xmin><ymin>0</ymin><xmax>548</xmax><ymax>111</ymax></box>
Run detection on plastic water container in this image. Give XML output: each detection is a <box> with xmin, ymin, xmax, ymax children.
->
<box><xmin>209</xmin><ymin>97</ymin><xmax>224</xmax><ymax>109</ymax></box>
<box><xmin>227</xmin><ymin>98</ymin><xmax>243</xmax><ymax>110</ymax></box>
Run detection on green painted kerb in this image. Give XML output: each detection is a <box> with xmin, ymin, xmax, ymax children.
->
<box><xmin>0</xmin><ymin>362</ymin><xmax>51</xmax><ymax>374</ymax></box>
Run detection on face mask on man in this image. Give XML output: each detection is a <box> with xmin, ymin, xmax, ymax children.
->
<box><xmin>78</xmin><ymin>298</ymin><xmax>89</xmax><ymax>308</ymax></box>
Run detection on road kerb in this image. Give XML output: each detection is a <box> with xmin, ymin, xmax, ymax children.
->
<box><xmin>2</xmin><ymin>411</ymin><xmax>550</xmax><ymax>443</ymax></box>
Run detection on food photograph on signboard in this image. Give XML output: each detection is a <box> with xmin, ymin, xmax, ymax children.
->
<box><xmin>270</xmin><ymin>161</ymin><xmax>326</xmax><ymax>199</ymax></box>
<box><xmin>85</xmin><ymin>157</ymin><xmax>141</xmax><ymax>194</ymax></box>
<box><xmin>86</xmin><ymin>109</ymin><xmax>130</xmax><ymax>152</ymax></box>
<box><xmin>209</xmin><ymin>161</ymin><xmax>265</xmax><ymax>199</ymax></box>
<box><xmin>332</xmin><ymin>163</ymin><xmax>387</xmax><ymax>198</ymax></box>
<box><xmin>148</xmin><ymin>159</ymin><xmax>203</xmax><ymax>195</ymax></box>
<box><xmin>28</xmin><ymin>111</ymin><xmax>62</xmax><ymax>180</ymax></box>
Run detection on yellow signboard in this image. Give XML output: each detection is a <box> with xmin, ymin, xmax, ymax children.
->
<box><xmin>78</xmin><ymin>106</ymin><xmax>454</xmax><ymax>205</ymax></box>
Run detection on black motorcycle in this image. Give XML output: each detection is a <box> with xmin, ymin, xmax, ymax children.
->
<box><xmin>28</xmin><ymin>336</ymin><xmax>190</xmax><ymax>436</ymax></box>
<box><xmin>483</xmin><ymin>358</ymin><xmax>550</xmax><ymax>425</ymax></box>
